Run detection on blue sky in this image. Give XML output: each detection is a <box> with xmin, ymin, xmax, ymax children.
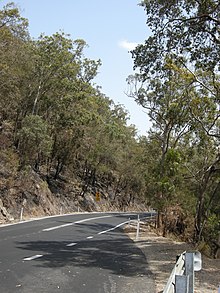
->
<box><xmin>1</xmin><ymin>0</ymin><xmax>151</xmax><ymax>135</ymax></box>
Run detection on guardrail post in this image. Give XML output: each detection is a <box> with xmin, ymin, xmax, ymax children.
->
<box><xmin>20</xmin><ymin>207</ymin><xmax>24</xmax><ymax>221</ymax></box>
<box><xmin>175</xmin><ymin>275</ymin><xmax>189</xmax><ymax>293</ymax></box>
<box><xmin>136</xmin><ymin>214</ymin><xmax>140</xmax><ymax>240</ymax></box>
<box><xmin>185</xmin><ymin>252</ymin><xmax>194</xmax><ymax>293</ymax></box>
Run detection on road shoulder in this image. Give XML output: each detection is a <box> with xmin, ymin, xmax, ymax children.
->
<box><xmin>125</xmin><ymin>224</ymin><xmax>220</xmax><ymax>293</ymax></box>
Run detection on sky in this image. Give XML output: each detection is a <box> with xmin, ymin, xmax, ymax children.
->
<box><xmin>1</xmin><ymin>0</ymin><xmax>151</xmax><ymax>135</ymax></box>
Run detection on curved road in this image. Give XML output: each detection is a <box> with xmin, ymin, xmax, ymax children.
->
<box><xmin>0</xmin><ymin>212</ymin><xmax>156</xmax><ymax>292</ymax></box>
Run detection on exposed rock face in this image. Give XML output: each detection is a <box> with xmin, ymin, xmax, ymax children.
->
<box><xmin>0</xmin><ymin>198</ymin><xmax>14</xmax><ymax>222</ymax></box>
<box><xmin>0</xmin><ymin>168</ymin><xmax>82</xmax><ymax>223</ymax></box>
<box><xmin>0</xmin><ymin>166</ymin><xmax>124</xmax><ymax>224</ymax></box>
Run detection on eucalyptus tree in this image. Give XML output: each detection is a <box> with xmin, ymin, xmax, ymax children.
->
<box><xmin>0</xmin><ymin>2</ymin><xmax>30</xmax><ymax>123</ymax></box>
<box><xmin>179</xmin><ymin>129</ymin><xmax>220</xmax><ymax>243</ymax></box>
<box><xmin>76</xmin><ymin>90</ymin><xmax>147</xmax><ymax>208</ymax></box>
<box><xmin>133</xmin><ymin>0</ymin><xmax>220</xmax><ymax>137</ymax></box>
<box><xmin>0</xmin><ymin>2</ymin><xmax>28</xmax><ymax>37</ymax></box>
<box><xmin>17</xmin><ymin>32</ymin><xmax>100</xmax><ymax>120</ymax></box>
<box><xmin>79</xmin><ymin>94</ymin><xmax>131</xmax><ymax>190</ymax></box>
<box><xmin>135</xmin><ymin>0</ymin><xmax>220</xmax><ymax>72</ymax></box>
<box><xmin>113</xmin><ymin>127</ymin><xmax>147</xmax><ymax>208</ymax></box>
<box><xmin>127</xmin><ymin>63</ymin><xmax>197</xmax><ymax>228</ymax></box>
<box><xmin>129</xmin><ymin>0</ymin><xmax>220</xmax><ymax>241</ymax></box>
<box><xmin>18</xmin><ymin>115</ymin><xmax>52</xmax><ymax>169</ymax></box>
<box><xmin>15</xmin><ymin>32</ymin><xmax>101</xmax><ymax>174</ymax></box>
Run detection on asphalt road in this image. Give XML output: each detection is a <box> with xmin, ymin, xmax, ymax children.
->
<box><xmin>0</xmin><ymin>212</ymin><xmax>156</xmax><ymax>293</ymax></box>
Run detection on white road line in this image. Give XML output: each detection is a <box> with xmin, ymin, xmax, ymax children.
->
<box><xmin>66</xmin><ymin>242</ymin><xmax>77</xmax><ymax>247</ymax></box>
<box><xmin>23</xmin><ymin>254</ymin><xmax>43</xmax><ymax>261</ymax></box>
<box><xmin>98</xmin><ymin>220</ymin><xmax>129</xmax><ymax>235</ymax></box>
<box><xmin>42</xmin><ymin>215</ymin><xmax>112</xmax><ymax>232</ymax></box>
<box><xmin>74</xmin><ymin>215</ymin><xmax>112</xmax><ymax>224</ymax></box>
<box><xmin>23</xmin><ymin>219</ymin><xmax>131</xmax><ymax>263</ymax></box>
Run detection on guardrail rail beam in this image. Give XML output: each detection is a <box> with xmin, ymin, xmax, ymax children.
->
<box><xmin>175</xmin><ymin>275</ymin><xmax>189</xmax><ymax>293</ymax></box>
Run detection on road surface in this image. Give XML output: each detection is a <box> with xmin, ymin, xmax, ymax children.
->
<box><xmin>0</xmin><ymin>212</ymin><xmax>156</xmax><ymax>292</ymax></box>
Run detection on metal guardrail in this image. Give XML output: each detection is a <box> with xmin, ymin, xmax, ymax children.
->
<box><xmin>127</xmin><ymin>213</ymin><xmax>156</xmax><ymax>241</ymax></box>
<box><xmin>163</xmin><ymin>251</ymin><xmax>202</xmax><ymax>293</ymax></box>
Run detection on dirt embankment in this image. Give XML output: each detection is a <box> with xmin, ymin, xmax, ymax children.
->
<box><xmin>125</xmin><ymin>222</ymin><xmax>220</xmax><ymax>293</ymax></box>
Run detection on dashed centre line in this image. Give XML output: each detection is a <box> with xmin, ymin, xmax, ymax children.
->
<box><xmin>23</xmin><ymin>254</ymin><xmax>43</xmax><ymax>261</ymax></box>
<box><xmin>66</xmin><ymin>242</ymin><xmax>77</xmax><ymax>247</ymax></box>
<box><xmin>22</xmin><ymin>219</ymin><xmax>131</xmax><ymax>263</ymax></box>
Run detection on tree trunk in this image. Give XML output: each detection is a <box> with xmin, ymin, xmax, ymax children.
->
<box><xmin>195</xmin><ymin>189</ymin><xmax>205</xmax><ymax>242</ymax></box>
<box><xmin>54</xmin><ymin>158</ymin><xmax>63</xmax><ymax>179</ymax></box>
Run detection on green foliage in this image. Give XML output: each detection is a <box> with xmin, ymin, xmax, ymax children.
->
<box><xmin>0</xmin><ymin>3</ymin><xmax>30</xmax><ymax>123</ymax></box>
<box><xmin>133</xmin><ymin>0</ymin><xmax>220</xmax><ymax>138</ymax></box>
<box><xmin>0</xmin><ymin>2</ymin><xmax>29</xmax><ymax>39</ymax></box>
<box><xmin>165</xmin><ymin>149</ymin><xmax>181</xmax><ymax>175</ymax></box>
<box><xmin>137</xmin><ymin>0</ymin><xmax>220</xmax><ymax>74</ymax></box>
<box><xmin>18</xmin><ymin>115</ymin><xmax>52</xmax><ymax>167</ymax></box>
<box><xmin>206</xmin><ymin>213</ymin><xmax>220</xmax><ymax>240</ymax></box>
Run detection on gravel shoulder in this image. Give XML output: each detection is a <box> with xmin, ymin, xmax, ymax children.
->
<box><xmin>125</xmin><ymin>223</ymin><xmax>220</xmax><ymax>293</ymax></box>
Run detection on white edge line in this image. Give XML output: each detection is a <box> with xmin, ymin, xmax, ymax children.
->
<box><xmin>74</xmin><ymin>215</ymin><xmax>112</xmax><ymax>224</ymax></box>
<box><xmin>43</xmin><ymin>215</ymin><xmax>113</xmax><ymax>232</ymax></box>
<box><xmin>0</xmin><ymin>212</ymin><xmax>142</xmax><ymax>229</ymax></box>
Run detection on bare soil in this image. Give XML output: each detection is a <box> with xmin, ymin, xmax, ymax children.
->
<box><xmin>125</xmin><ymin>223</ymin><xmax>220</xmax><ymax>293</ymax></box>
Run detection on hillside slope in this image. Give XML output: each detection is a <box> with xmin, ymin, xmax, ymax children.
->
<box><xmin>0</xmin><ymin>152</ymin><xmax>146</xmax><ymax>224</ymax></box>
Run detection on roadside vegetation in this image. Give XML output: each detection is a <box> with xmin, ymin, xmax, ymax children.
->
<box><xmin>0</xmin><ymin>1</ymin><xmax>219</xmax><ymax>258</ymax></box>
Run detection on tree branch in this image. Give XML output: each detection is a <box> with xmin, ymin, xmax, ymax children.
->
<box><xmin>180</xmin><ymin>61</ymin><xmax>216</xmax><ymax>95</ymax></box>
<box><xmin>172</xmin><ymin>13</ymin><xmax>220</xmax><ymax>26</ymax></box>
<box><xmin>190</xmin><ymin>109</ymin><xmax>220</xmax><ymax>138</ymax></box>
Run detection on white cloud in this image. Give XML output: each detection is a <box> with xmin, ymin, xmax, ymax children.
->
<box><xmin>118</xmin><ymin>40</ymin><xmax>139</xmax><ymax>51</ymax></box>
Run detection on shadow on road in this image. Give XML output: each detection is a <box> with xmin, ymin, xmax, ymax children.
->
<box><xmin>16</xmin><ymin>229</ymin><xmax>153</xmax><ymax>278</ymax></box>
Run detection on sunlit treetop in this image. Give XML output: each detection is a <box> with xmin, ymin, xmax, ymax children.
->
<box><xmin>133</xmin><ymin>0</ymin><xmax>220</xmax><ymax>77</ymax></box>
